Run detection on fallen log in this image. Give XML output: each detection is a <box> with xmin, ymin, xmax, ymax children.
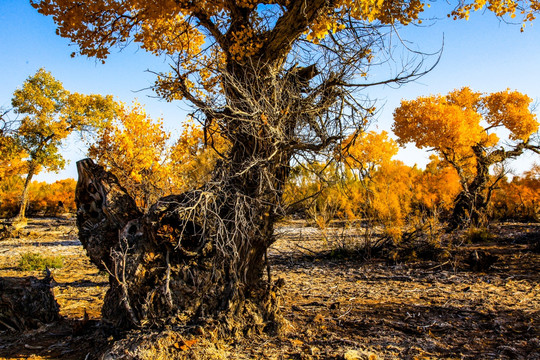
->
<box><xmin>0</xmin><ymin>275</ymin><xmax>60</xmax><ymax>331</ymax></box>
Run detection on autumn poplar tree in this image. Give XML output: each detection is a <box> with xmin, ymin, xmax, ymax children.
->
<box><xmin>169</xmin><ymin>120</ymin><xmax>229</xmax><ymax>193</ymax></box>
<box><xmin>88</xmin><ymin>102</ymin><xmax>172</xmax><ymax>210</ymax></box>
<box><xmin>0</xmin><ymin>110</ymin><xmax>28</xmax><ymax>216</ymax></box>
<box><xmin>393</xmin><ymin>87</ymin><xmax>539</xmax><ymax>228</ymax></box>
<box><xmin>8</xmin><ymin>68</ymin><xmax>116</xmax><ymax>221</ymax></box>
<box><xmin>341</xmin><ymin>130</ymin><xmax>416</xmax><ymax>239</ymax></box>
<box><xmin>88</xmin><ymin>109</ymin><xmax>227</xmax><ymax>209</ymax></box>
<box><xmin>32</xmin><ymin>0</ymin><xmax>540</xmax><ymax>332</ymax></box>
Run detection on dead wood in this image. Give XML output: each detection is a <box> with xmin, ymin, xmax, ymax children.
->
<box><xmin>0</xmin><ymin>223</ymin><xmax>21</xmax><ymax>241</ymax></box>
<box><xmin>465</xmin><ymin>250</ymin><xmax>498</xmax><ymax>272</ymax></box>
<box><xmin>0</xmin><ymin>275</ymin><xmax>60</xmax><ymax>331</ymax></box>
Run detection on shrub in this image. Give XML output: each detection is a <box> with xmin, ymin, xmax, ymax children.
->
<box><xmin>463</xmin><ymin>227</ymin><xmax>495</xmax><ymax>244</ymax></box>
<box><xmin>18</xmin><ymin>252</ymin><xmax>64</xmax><ymax>271</ymax></box>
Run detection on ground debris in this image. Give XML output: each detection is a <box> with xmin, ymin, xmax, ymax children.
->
<box><xmin>0</xmin><ymin>219</ymin><xmax>538</xmax><ymax>359</ymax></box>
<box><xmin>343</xmin><ymin>349</ymin><xmax>379</xmax><ymax>360</ymax></box>
<box><xmin>465</xmin><ymin>250</ymin><xmax>498</xmax><ymax>271</ymax></box>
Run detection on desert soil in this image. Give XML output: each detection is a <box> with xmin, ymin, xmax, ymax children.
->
<box><xmin>0</xmin><ymin>218</ymin><xmax>538</xmax><ymax>359</ymax></box>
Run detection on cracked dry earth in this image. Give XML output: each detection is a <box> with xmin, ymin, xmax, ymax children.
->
<box><xmin>0</xmin><ymin>218</ymin><xmax>539</xmax><ymax>359</ymax></box>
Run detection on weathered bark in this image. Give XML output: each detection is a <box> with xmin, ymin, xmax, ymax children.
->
<box><xmin>75</xmin><ymin>159</ymin><xmax>283</xmax><ymax>333</ymax></box>
<box><xmin>448</xmin><ymin>146</ymin><xmax>497</xmax><ymax>229</ymax></box>
<box><xmin>0</xmin><ymin>275</ymin><xmax>60</xmax><ymax>331</ymax></box>
<box><xmin>449</xmin><ymin>190</ymin><xmax>489</xmax><ymax>230</ymax></box>
<box><xmin>76</xmin><ymin>159</ymin><xmax>142</xmax><ymax>272</ymax></box>
<box><xmin>75</xmin><ymin>32</ymin><xmax>337</xmax><ymax>335</ymax></box>
<box><xmin>448</xmin><ymin>143</ymin><xmax>536</xmax><ymax>229</ymax></box>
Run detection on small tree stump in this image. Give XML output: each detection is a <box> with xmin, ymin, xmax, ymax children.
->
<box><xmin>0</xmin><ymin>223</ymin><xmax>20</xmax><ymax>241</ymax></box>
<box><xmin>0</xmin><ymin>276</ymin><xmax>60</xmax><ymax>331</ymax></box>
<box><xmin>465</xmin><ymin>250</ymin><xmax>498</xmax><ymax>272</ymax></box>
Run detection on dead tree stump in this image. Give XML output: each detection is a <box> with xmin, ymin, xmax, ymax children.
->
<box><xmin>465</xmin><ymin>250</ymin><xmax>498</xmax><ymax>272</ymax></box>
<box><xmin>0</xmin><ymin>276</ymin><xmax>60</xmax><ymax>331</ymax></box>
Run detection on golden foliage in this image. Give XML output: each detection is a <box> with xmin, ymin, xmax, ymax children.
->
<box><xmin>0</xmin><ymin>175</ymin><xmax>23</xmax><ymax>217</ymax></box>
<box><xmin>31</xmin><ymin>0</ymin><xmax>540</xmax><ymax>104</ymax></box>
<box><xmin>286</xmin><ymin>130</ymin><xmax>468</xmax><ymax>239</ymax></box>
<box><xmin>29</xmin><ymin>179</ymin><xmax>77</xmax><ymax>215</ymax></box>
<box><xmin>341</xmin><ymin>130</ymin><xmax>398</xmax><ymax>173</ymax></box>
<box><xmin>0</xmin><ymin>177</ymin><xmax>76</xmax><ymax>217</ymax></box>
<box><xmin>491</xmin><ymin>164</ymin><xmax>540</xmax><ymax>221</ymax></box>
<box><xmin>88</xmin><ymin>101</ymin><xmax>172</xmax><ymax>209</ymax></box>
<box><xmin>10</xmin><ymin>68</ymin><xmax>116</xmax><ymax>174</ymax></box>
<box><xmin>0</xmin><ymin>150</ymin><xmax>27</xmax><ymax>181</ymax></box>
<box><xmin>449</xmin><ymin>0</ymin><xmax>540</xmax><ymax>30</ymax></box>
<box><xmin>412</xmin><ymin>155</ymin><xmax>462</xmax><ymax>213</ymax></box>
<box><xmin>88</xmin><ymin>105</ymin><xmax>227</xmax><ymax>209</ymax></box>
<box><xmin>32</xmin><ymin>0</ymin><xmax>540</xmax><ymax>56</ymax></box>
<box><xmin>169</xmin><ymin>119</ymin><xmax>228</xmax><ymax>193</ymax></box>
<box><xmin>4</xmin><ymin>68</ymin><xmax>116</xmax><ymax>219</ymax></box>
<box><xmin>393</xmin><ymin>87</ymin><xmax>538</xmax><ymax>183</ymax></box>
<box><xmin>367</xmin><ymin>160</ymin><xmax>418</xmax><ymax>240</ymax></box>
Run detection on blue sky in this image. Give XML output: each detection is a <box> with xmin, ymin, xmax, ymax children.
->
<box><xmin>1</xmin><ymin>1</ymin><xmax>539</xmax><ymax>182</ymax></box>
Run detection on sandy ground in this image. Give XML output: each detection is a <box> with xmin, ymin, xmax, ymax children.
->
<box><xmin>0</xmin><ymin>218</ymin><xmax>538</xmax><ymax>359</ymax></box>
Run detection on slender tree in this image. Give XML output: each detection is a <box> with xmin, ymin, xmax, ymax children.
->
<box><xmin>32</xmin><ymin>0</ymin><xmax>540</xmax><ymax>331</ymax></box>
<box><xmin>8</xmin><ymin>68</ymin><xmax>116</xmax><ymax>221</ymax></box>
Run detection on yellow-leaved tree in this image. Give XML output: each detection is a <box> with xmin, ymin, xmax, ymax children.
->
<box><xmin>0</xmin><ymin>113</ymin><xmax>27</xmax><ymax>216</ymax></box>
<box><xmin>491</xmin><ymin>163</ymin><xmax>540</xmax><ymax>221</ymax></box>
<box><xmin>89</xmin><ymin>110</ymin><xmax>227</xmax><ymax>209</ymax></box>
<box><xmin>341</xmin><ymin>130</ymin><xmax>415</xmax><ymax>240</ymax></box>
<box><xmin>283</xmin><ymin>160</ymin><xmax>346</xmax><ymax>228</ymax></box>
<box><xmin>88</xmin><ymin>102</ymin><xmax>172</xmax><ymax>210</ymax></box>
<box><xmin>6</xmin><ymin>69</ymin><xmax>116</xmax><ymax>222</ymax></box>
<box><xmin>393</xmin><ymin>87</ymin><xmax>539</xmax><ymax>228</ymax></box>
<box><xmin>169</xmin><ymin>119</ymin><xmax>228</xmax><ymax>193</ymax></box>
<box><xmin>31</xmin><ymin>0</ymin><xmax>540</xmax><ymax>331</ymax></box>
<box><xmin>0</xmin><ymin>113</ymin><xmax>27</xmax><ymax>184</ymax></box>
<box><xmin>412</xmin><ymin>155</ymin><xmax>462</xmax><ymax>215</ymax></box>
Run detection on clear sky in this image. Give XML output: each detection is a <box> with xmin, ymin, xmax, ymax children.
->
<box><xmin>1</xmin><ymin>1</ymin><xmax>539</xmax><ymax>182</ymax></box>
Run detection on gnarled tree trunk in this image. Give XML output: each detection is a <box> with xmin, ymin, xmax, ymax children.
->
<box><xmin>448</xmin><ymin>146</ymin><xmax>495</xmax><ymax>230</ymax></box>
<box><xmin>447</xmin><ymin>143</ymin><xmax>532</xmax><ymax>229</ymax></box>
<box><xmin>75</xmin><ymin>158</ymin><xmax>284</xmax><ymax>334</ymax></box>
<box><xmin>75</xmin><ymin>59</ymin><xmax>330</xmax><ymax>334</ymax></box>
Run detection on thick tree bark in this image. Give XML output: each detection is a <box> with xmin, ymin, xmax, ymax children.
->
<box><xmin>448</xmin><ymin>142</ymin><xmax>536</xmax><ymax>229</ymax></box>
<box><xmin>75</xmin><ymin>46</ymin><xmax>329</xmax><ymax>334</ymax></box>
<box><xmin>449</xmin><ymin>191</ymin><xmax>487</xmax><ymax>229</ymax></box>
<box><xmin>449</xmin><ymin>147</ymin><xmax>491</xmax><ymax>229</ymax></box>
<box><xmin>75</xmin><ymin>158</ymin><xmax>283</xmax><ymax>333</ymax></box>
